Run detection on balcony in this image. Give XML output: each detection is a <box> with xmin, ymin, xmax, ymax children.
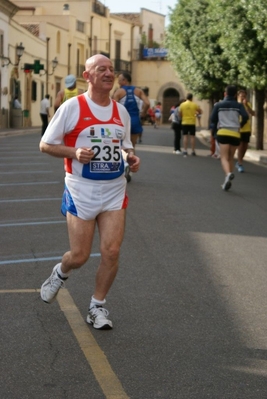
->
<box><xmin>113</xmin><ymin>59</ymin><xmax>131</xmax><ymax>74</ymax></box>
<box><xmin>92</xmin><ymin>1</ymin><xmax>107</xmax><ymax>17</ymax></box>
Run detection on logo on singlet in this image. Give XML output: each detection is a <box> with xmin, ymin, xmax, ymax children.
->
<box><xmin>115</xmin><ymin>129</ymin><xmax>123</xmax><ymax>139</ymax></box>
<box><xmin>113</xmin><ymin>117</ymin><xmax>122</xmax><ymax>125</ymax></box>
<box><xmin>90</xmin><ymin>127</ymin><xmax>95</xmax><ymax>136</ymax></box>
<box><xmin>101</xmin><ymin>128</ymin><xmax>112</xmax><ymax>138</ymax></box>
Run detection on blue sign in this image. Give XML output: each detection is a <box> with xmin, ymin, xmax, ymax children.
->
<box><xmin>143</xmin><ymin>48</ymin><xmax>168</xmax><ymax>58</ymax></box>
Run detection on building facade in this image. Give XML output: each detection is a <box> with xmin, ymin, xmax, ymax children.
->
<box><xmin>1</xmin><ymin>0</ymin><xmax>210</xmax><ymax>129</ymax></box>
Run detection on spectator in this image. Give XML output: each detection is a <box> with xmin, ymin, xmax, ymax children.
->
<box><xmin>13</xmin><ymin>96</ymin><xmax>21</xmax><ymax>109</ymax></box>
<box><xmin>40</xmin><ymin>94</ymin><xmax>50</xmax><ymax>136</ymax></box>
<box><xmin>179</xmin><ymin>93</ymin><xmax>202</xmax><ymax>156</ymax></box>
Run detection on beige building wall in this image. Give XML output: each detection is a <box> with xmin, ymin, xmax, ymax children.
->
<box><xmin>7</xmin><ymin>0</ymin><xmax>214</xmax><ymax>130</ymax></box>
<box><xmin>109</xmin><ymin>16</ymin><xmax>133</xmax><ymax>63</ymax></box>
<box><xmin>140</xmin><ymin>8</ymin><xmax>165</xmax><ymax>46</ymax></box>
<box><xmin>9</xmin><ymin>18</ymin><xmax>47</xmax><ymax>128</ymax></box>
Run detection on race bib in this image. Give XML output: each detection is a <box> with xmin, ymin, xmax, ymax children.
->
<box><xmin>82</xmin><ymin>138</ymin><xmax>123</xmax><ymax>179</ymax></box>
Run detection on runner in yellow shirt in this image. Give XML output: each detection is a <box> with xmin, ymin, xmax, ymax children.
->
<box><xmin>236</xmin><ymin>90</ymin><xmax>255</xmax><ymax>172</ymax></box>
<box><xmin>54</xmin><ymin>74</ymin><xmax>79</xmax><ymax>113</ymax></box>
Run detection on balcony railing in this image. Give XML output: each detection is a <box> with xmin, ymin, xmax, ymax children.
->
<box><xmin>92</xmin><ymin>1</ymin><xmax>107</xmax><ymax>17</ymax></box>
<box><xmin>113</xmin><ymin>59</ymin><xmax>131</xmax><ymax>74</ymax></box>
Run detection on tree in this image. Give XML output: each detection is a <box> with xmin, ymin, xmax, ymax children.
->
<box><xmin>208</xmin><ymin>0</ymin><xmax>267</xmax><ymax>149</ymax></box>
<box><xmin>167</xmin><ymin>0</ymin><xmax>267</xmax><ymax>149</ymax></box>
<box><xmin>166</xmin><ymin>0</ymin><xmax>236</xmax><ymax>103</ymax></box>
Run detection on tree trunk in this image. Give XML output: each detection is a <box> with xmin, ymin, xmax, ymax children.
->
<box><xmin>255</xmin><ymin>89</ymin><xmax>265</xmax><ymax>150</ymax></box>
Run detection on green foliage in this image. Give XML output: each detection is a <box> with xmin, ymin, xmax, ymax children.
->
<box><xmin>209</xmin><ymin>0</ymin><xmax>267</xmax><ymax>89</ymax></box>
<box><xmin>166</xmin><ymin>0</ymin><xmax>267</xmax><ymax>96</ymax></box>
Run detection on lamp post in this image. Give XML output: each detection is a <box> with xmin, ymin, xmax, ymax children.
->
<box><xmin>39</xmin><ymin>57</ymin><xmax>58</xmax><ymax>76</ymax></box>
<box><xmin>0</xmin><ymin>42</ymin><xmax>25</xmax><ymax>67</ymax></box>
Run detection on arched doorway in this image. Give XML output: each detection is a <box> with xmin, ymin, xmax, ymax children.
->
<box><xmin>163</xmin><ymin>88</ymin><xmax>180</xmax><ymax>123</ymax></box>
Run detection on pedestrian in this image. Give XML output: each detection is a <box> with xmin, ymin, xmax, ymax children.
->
<box><xmin>39</xmin><ymin>54</ymin><xmax>140</xmax><ymax>330</ymax></box>
<box><xmin>13</xmin><ymin>95</ymin><xmax>21</xmax><ymax>109</ymax></box>
<box><xmin>148</xmin><ymin>107</ymin><xmax>155</xmax><ymax>126</ymax></box>
<box><xmin>54</xmin><ymin>74</ymin><xmax>79</xmax><ymax>113</ymax></box>
<box><xmin>40</xmin><ymin>94</ymin><xmax>50</xmax><ymax>136</ymax></box>
<box><xmin>236</xmin><ymin>89</ymin><xmax>255</xmax><ymax>172</ymax></box>
<box><xmin>112</xmin><ymin>72</ymin><xmax>150</xmax><ymax>148</ymax></box>
<box><xmin>179</xmin><ymin>93</ymin><xmax>202</xmax><ymax>157</ymax></box>
<box><xmin>210</xmin><ymin>101</ymin><xmax>221</xmax><ymax>159</ymax></box>
<box><xmin>169</xmin><ymin>105</ymin><xmax>176</xmax><ymax>115</ymax></box>
<box><xmin>169</xmin><ymin>99</ymin><xmax>185</xmax><ymax>154</ymax></box>
<box><xmin>196</xmin><ymin>112</ymin><xmax>202</xmax><ymax>128</ymax></box>
<box><xmin>154</xmin><ymin>102</ymin><xmax>162</xmax><ymax>128</ymax></box>
<box><xmin>210</xmin><ymin>85</ymin><xmax>248</xmax><ymax>191</ymax></box>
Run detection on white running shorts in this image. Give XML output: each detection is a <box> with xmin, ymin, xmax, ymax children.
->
<box><xmin>61</xmin><ymin>173</ymin><xmax>128</xmax><ymax>220</ymax></box>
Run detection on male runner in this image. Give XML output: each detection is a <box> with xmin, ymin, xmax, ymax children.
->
<box><xmin>40</xmin><ymin>55</ymin><xmax>140</xmax><ymax>330</ymax></box>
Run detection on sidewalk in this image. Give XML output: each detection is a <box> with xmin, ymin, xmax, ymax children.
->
<box><xmin>0</xmin><ymin>126</ymin><xmax>40</xmax><ymax>138</ymax></box>
<box><xmin>197</xmin><ymin>129</ymin><xmax>267</xmax><ymax>166</ymax></box>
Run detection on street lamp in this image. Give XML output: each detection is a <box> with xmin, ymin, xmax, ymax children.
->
<box><xmin>1</xmin><ymin>43</ymin><xmax>25</xmax><ymax>67</ymax></box>
<box><xmin>39</xmin><ymin>57</ymin><xmax>58</xmax><ymax>76</ymax></box>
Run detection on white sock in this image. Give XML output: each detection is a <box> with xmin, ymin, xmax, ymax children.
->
<box><xmin>90</xmin><ymin>296</ymin><xmax>106</xmax><ymax>309</ymax></box>
<box><xmin>56</xmin><ymin>263</ymin><xmax>71</xmax><ymax>279</ymax></box>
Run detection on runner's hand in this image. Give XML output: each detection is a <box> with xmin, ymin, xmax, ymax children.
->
<box><xmin>127</xmin><ymin>153</ymin><xmax>140</xmax><ymax>173</ymax></box>
<box><xmin>75</xmin><ymin>147</ymin><xmax>95</xmax><ymax>163</ymax></box>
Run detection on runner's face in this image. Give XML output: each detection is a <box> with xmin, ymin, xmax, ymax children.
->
<box><xmin>89</xmin><ymin>58</ymin><xmax>115</xmax><ymax>91</ymax></box>
<box><xmin>238</xmin><ymin>92</ymin><xmax>246</xmax><ymax>102</ymax></box>
<box><xmin>118</xmin><ymin>74</ymin><xmax>126</xmax><ymax>86</ymax></box>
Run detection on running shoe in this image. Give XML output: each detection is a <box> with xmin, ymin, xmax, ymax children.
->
<box><xmin>183</xmin><ymin>151</ymin><xmax>188</xmax><ymax>157</ymax></box>
<box><xmin>40</xmin><ymin>265</ymin><xmax>66</xmax><ymax>303</ymax></box>
<box><xmin>87</xmin><ymin>305</ymin><xmax>113</xmax><ymax>330</ymax></box>
<box><xmin>221</xmin><ymin>173</ymin><xmax>234</xmax><ymax>191</ymax></box>
<box><xmin>235</xmin><ymin>162</ymin><xmax>244</xmax><ymax>172</ymax></box>
<box><xmin>175</xmin><ymin>150</ymin><xmax>182</xmax><ymax>154</ymax></box>
<box><xmin>191</xmin><ymin>151</ymin><xmax>196</xmax><ymax>156</ymax></box>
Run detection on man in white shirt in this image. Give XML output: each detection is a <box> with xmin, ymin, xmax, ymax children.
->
<box><xmin>13</xmin><ymin>96</ymin><xmax>21</xmax><ymax>109</ymax></box>
<box><xmin>40</xmin><ymin>94</ymin><xmax>50</xmax><ymax>136</ymax></box>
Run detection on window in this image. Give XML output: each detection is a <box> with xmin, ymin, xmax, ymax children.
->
<box><xmin>56</xmin><ymin>31</ymin><xmax>61</xmax><ymax>53</ymax></box>
<box><xmin>76</xmin><ymin>20</ymin><xmax>85</xmax><ymax>33</ymax></box>
<box><xmin>32</xmin><ymin>81</ymin><xmax>37</xmax><ymax>101</ymax></box>
<box><xmin>0</xmin><ymin>32</ymin><xmax>4</xmax><ymax>57</ymax></box>
<box><xmin>148</xmin><ymin>24</ymin><xmax>153</xmax><ymax>47</ymax></box>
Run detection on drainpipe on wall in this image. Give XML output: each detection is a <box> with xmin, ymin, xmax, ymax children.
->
<box><xmin>68</xmin><ymin>43</ymin><xmax>71</xmax><ymax>74</ymax></box>
<box><xmin>46</xmin><ymin>37</ymin><xmax>50</xmax><ymax>95</ymax></box>
<box><xmin>90</xmin><ymin>16</ymin><xmax>94</xmax><ymax>57</ymax></box>
<box><xmin>109</xmin><ymin>23</ymin><xmax>112</xmax><ymax>58</ymax></box>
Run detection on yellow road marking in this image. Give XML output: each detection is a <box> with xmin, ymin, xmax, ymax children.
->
<box><xmin>0</xmin><ymin>288</ymin><xmax>129</xmax><ymax>399</ymax></box>
<box><xmin>57</xmin><ymin>289</ymin><xmax>129</xmax><ymax>399</ymax></box>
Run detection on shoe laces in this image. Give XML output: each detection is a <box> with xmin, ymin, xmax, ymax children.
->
<box><xmin>49</xmin><ymin>271</ymin><xmax>64</xmax><ymax>292</ymax></box>
<box><xmin>89</xmin><ymin>305</ymin><xmax>109</xmax><ymax>318</ymax></box>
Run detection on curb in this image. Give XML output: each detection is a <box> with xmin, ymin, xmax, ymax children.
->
<box><xmin>197</xmin><ymin>130</ymin><xmax>267</xmax><ymax>166</ymax></box>
<box><xmin>0</xmin><ymin>128</ymin><xmax>40</xmax><ymax>138</ymax></box>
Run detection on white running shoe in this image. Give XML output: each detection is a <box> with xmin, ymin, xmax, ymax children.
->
<box><xmin>86</xmin><ymin>305</ymin><xmax>113</xmax><ymax>330</ymax></box>
<box><xmin>40</xmin><ymin>265</ymin><xmax>65</xmax><ymax>303</ymax></box>
<box><xmin>221</xmin><ymin>173</ymin><xmax>234</xmax><ymax>191</ymax></box>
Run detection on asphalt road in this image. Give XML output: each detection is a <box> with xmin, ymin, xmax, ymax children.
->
<box><xmin>1</xmin><ymin>125</ymin><xmax>267</xmax><ymax>399</ymax></box>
